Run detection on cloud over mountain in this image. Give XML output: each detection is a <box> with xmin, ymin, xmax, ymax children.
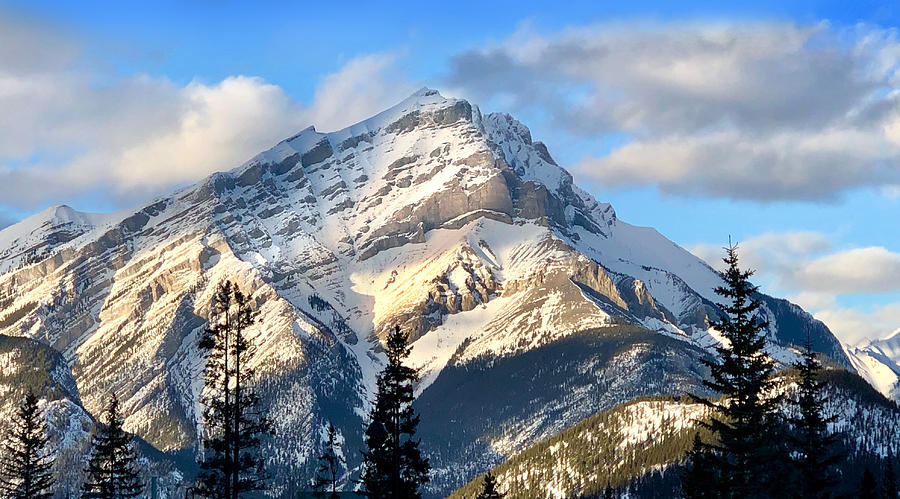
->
<box><xmin>0</xmin><ymin>13</ymin><xmax>415</xmax><ymax>209</ymax></box>
<box><xmin>448</xmin><ymin>21</ymin><xmax>900</xmax><ymax>201</ymax></box>
<box><xmin>691</xmin><ymin>232</ymin><xmax>900</xmax><ymax>344</ymax></box>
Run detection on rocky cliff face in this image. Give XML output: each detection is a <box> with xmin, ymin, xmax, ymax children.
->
<box><xmin>0</xmin><ymin>88</ymin><xmax>851</xmax><ymax>495</ymax></box>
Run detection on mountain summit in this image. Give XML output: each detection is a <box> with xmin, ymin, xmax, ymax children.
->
<box><xmin>0</xmin><ymin>89</ymin><xmax>854</xmax><ymax>495</ymax></box>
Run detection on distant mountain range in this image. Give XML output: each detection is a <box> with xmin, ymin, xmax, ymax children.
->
<box><xmin>0</xmin><ymin>88</ymin><xmax>883</xmax><ymax>497</ymax></box>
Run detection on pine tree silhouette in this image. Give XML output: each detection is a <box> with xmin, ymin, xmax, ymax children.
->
<box><xmin>196</xmin><ymin>281</ymin><xmax>272</xmax><ymax>498</ymax></box>
<box><xmin>603</xmin><ymin>482</ymin><xmax>614</xmax><ymax>499</ymax></box>
<box><xmin>475</xmin><ymin>470</ymin><xmax>503</xmax><ymax>499</ymax></box>
<box><xmin>0</xmin><ymin>389</ymin><xmax>54</xmax><ymax>498</ymax></box>
<box><xmin>860</xmin><ymin>467</ymin><xmax>879</xmax><ymax>497</ymax></box>
<box><xmin>790</xmin><ymin>336</ymin><xmax>843</xmax><ymax>498</ymax></box>
<box><xmin>681</xmin><ymin>432</ymin><xmax>718</xmax><ymax>499</ymax></box>
<box><xmin>312</xmin><ymin>423</ymin><xmax>345</xmax><ymax>499</ymax></box>
<box><xmin>82</xmin><ymin>395</ymin><xmax>144</xmax><ymax>498</ymax></box>
<box><xmin>689</xmin><ymin>243</ymin><xmax>787</xmax><ymax>498</ymax></box>
<box><xmin>883</xmin><ymin>457</ymin><xmax>898</xmax><ymax>499</ymax></box>
<box><xmin>360</xmin><ymin>325</ymin><xmax>430</xmax><ymax>498</ymax></box>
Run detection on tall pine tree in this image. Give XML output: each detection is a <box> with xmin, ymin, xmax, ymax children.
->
<box><xmin>0</xmin><ymin>389</ymin><xmax>54</xmax><ymax>498</ymax></box>
<box><xmin>475</xmin><ymin>470</ymin><xmax>503</xmax><ymax>499</ymax></box>
<box><xmin>790</xmin><ymin>337</ymin><xmax>843</xmax><ymax>499</ymax></box>
<box><xmin>82</xmin><ymin>395</ymin><xmax>144</xmax><ymax>499</ymax></box>
<box><xmin>196</xmin><ymin>281</ymin><xmax>272</xmax><ymax>498</ymax></box>
<box><xmin>689</xmin><ymin>243</ymin><xmax>786</xmax><ymax>498</ymax></box>
<box><xmin>360</xmin><ymin>326</ymin><xmax>430</xmax><ymax>498</ymax></box>
<box><xmin>312</xmin><ymin>423</ymin><xmax>345</xmax><ymax>499</ymax></box>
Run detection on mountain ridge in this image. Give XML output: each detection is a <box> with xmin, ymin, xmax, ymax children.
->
<box><xmin>0</xmin><ymin>88</ymin><xmax>858</xmax><ymax>495</ymax></box>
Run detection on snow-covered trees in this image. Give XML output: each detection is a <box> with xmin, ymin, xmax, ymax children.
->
<box><xmin>312</xmin><ymin>423</ymin><xmax>344</xmax><ymax>499</ymax></box>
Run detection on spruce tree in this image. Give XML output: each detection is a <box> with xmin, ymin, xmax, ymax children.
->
<box><xmin>790</xmin><ymin>337</ymin><xmax>843</xmax><ymax>498</ymax></box>
<box><xmin>360</xmin><ymin>326</ymin><xmax>430</xmax><ymax>498</ymax></box>
<box><xmin>0</xmin><ymin>389</ymin><xmax>54</xmax><ymax>498</ymax></box>
<box><xmin>860</xmin><ymin>467</ymin><xmax>879</xmax><ymax>496</ymax></box>
<box><xmin>475</xmin><ymin>470</ymin><xmax>503</xmax><ymax>499</ymax></box>
<box><xmin>82</xmin><ymin>395</ymin><xmax>144</xmax><ymax>499</ymax></box>
<box><xmin>681</xmin><ymin>432</ymin><xmax>717</xmax><ymax>499</ymax></box>
<box><xmin>602</xmin><ymin>483</ymin><xmax>614</xmax><ymax>499</ymax></box>
<box><xmin>884</xmin><ymin>457</ymin><xmax>898</xmax><ymax>499</ymax></box>
<box><xmin>691</xmin><ymin>243</ymin><xmax>785</xmax><ymax>498</ymax></box>
<box><xmin>312</xmin><ymin>423</ymin><xmax>344</xmax><ymax>499</ymax></box>
<box><xmin>196</xmin><ymin>281</ymin><xmax>272</xmax><ymax>498</ymax></box>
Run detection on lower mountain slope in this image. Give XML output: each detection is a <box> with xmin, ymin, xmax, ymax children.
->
<box><xmin>449</xmin><ymin>369</ymin><xmax>900</xmax><ymax>499</ymax></box>
<box><xmin>415</xmin><ymin>325</ymin><xmax>714</xmax><ymax>495</ymax></box>
<box><xmin>0</xmin><ymin>334</ymin><xmax>185</xmax><ymax>497</ymax></box>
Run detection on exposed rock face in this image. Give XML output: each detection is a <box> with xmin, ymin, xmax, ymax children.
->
<box><xmin>0</xmin><ymin>88</ymin><xmax>851</xmax><ymax>496</ymax></box>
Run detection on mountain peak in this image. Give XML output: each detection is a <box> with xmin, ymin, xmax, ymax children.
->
<box><xmin>411</xmin><ymin>86</ymin><xmax>441</xmax><ymax>97</ymax></box>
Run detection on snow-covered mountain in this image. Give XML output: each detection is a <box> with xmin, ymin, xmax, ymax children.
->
<box><xmin>0</xmin><ymin>88</ymin><xmax>854</xmax><ymax>495</ymax></box>
<box><xmin>844</xmin><ymin>329</ymin><xmax>900</xmax><ymax>401</ymax></box>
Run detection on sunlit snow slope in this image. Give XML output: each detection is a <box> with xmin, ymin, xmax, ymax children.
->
<box><xmin>0</xmin><ymin>88</ymin><xmax>853</xmax><ymax>495</ymax></box>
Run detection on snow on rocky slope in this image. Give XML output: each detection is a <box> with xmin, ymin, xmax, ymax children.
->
<box><xmin>0</xmin><ymin>334</ymin><xmax>185</xmax><ymax>497</ymax></box>
<box><xmin>449</xmin><ymin>369</ymin><xmax>900</xmax><ymax>499</ymax></box>
<box><xmin>844</xmin><ymin>328</ymin><xmax>900</xmax><ymax>400</ymax></box>
<box><xmin>0</xmin><ymin>88</ymin><xmax>853</xmax><ymax>494</ymax></box>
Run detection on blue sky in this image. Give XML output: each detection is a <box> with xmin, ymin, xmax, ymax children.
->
<box><xmin>1</xmin><ymin>0</ymin><xmax>899</xmax><ymax>344</ymax></box>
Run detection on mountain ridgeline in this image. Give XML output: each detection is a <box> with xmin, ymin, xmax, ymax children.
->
<box><xmin>0</xmin><ymin>88</ymin><xmax>873</xmax><ymax>496</ymax></box>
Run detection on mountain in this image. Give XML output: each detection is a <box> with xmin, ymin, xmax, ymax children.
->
<box><xmin>448</xmin><ymin>369</ymin><xmax>900</xmax><ymax>498</ymax></box>
<box><xmin>844</xmin><ymin>328</ymin><xmax>900</xmax><ymax>400</ymax></box>
<box><xmin>0</xmin><ymin>88</ymin><xmax>855</xmax><ymax>496</ymax></box>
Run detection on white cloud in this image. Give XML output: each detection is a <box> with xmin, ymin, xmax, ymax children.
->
<box><xmin>0</xmin><ymin>13</ymin><xmax>414</xmax><ymax>210</ymax></box>
<box><xmin>689</xmin><ymin>231</ymin><xmax>832</xmax><ymax>276</ymax></box>
<box><xmin>448</xmin><ymin>21</ymin><xmax>900</xmax><ymax>201</ymax></box>
<box><xmin>691</xmin><ymin>232</ymin><xmax>900</xmax><ymax>343</ymax></box>
<box><xmin>306</xmin><ymin>53</ymin><xmax>418</xmax><ymax>132</ymax></box>
<box><xmin>112</xmin><ymin>76</ymin><xmax>307</xmax><ymax>191</ymax></box>
<box><xmin>575</xmin><ymin>127</ymin><xmax>900</xmax><ymax>201</ymax></box>
<box><xmin>815</xmin><ymin>303</ymin><xmax>900</xmax><ymax>346</ymax></box>
<box><xmin>793</xmin><ymin>247</ymin><xmax>900</xmax><ymax>294</ymax></box>
<box><xmin>0</xmin><ymin>13</ymin><xmax>79</xmax><ymax>74</ymax></box>
<box><xmin>0</xmin><ymin>73</ymin><xmax>305</xmax><ymax>206</ymax></box>
<box><xmin>789</xmin><ymin>291</ymin><xmax>838</xmax><ymax>311</ymax></box>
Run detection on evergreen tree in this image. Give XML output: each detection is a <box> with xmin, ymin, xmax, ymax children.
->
<box><xmin>681</xmin><ymin>433</ymin><xmax>717</xmax><ymax>499</ymax></box>
<box><xmin>860</xmin><ymin>467</ymin><xmax>879</xmax><ymax>497</ymax></box>
<box><xmin>360</xmin><ymin>326</ymin><xmax>430</xmax><ymax>498</ymax></box>
<box><xmin>0</xmin><ymin>389</ymin><xmax>54</xmax><ymax>498</ymax></box>
<box><xmin>196</xmin><ymin>281</ymin><xmax>272</xmax><ymax>498</ymax></box>
<box><xmin>790</xmin><ymin>337</ymin><xmax>843</xmax><ymax>499</ymax></box>
<box><xmin>312</xmin><ymin>423</ymin><xmax>344</xmax><ymax>499</ymax></box>
<box><xmin>602</xmin><ymin>483</ymin><xmax>614</xmax><ymax>499</ymax></box>
<box><xmin>884</xmin><ymin>457</ymin><xmax>898</xmax><ymax>499</ymax></box>
<box><xmin>82</xmin><ymin>395</ymin><xmax>144</xmax><ymax>499</ymax></box>
<box><xmin>475</xmin><ymin>470</ymin><xmax>503</xmax><ymax>499</ymax></box>
<box><xmin>691</xmin><ymin>243</ymin><xmax>785</xmax><ymax>498</ymax></box>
